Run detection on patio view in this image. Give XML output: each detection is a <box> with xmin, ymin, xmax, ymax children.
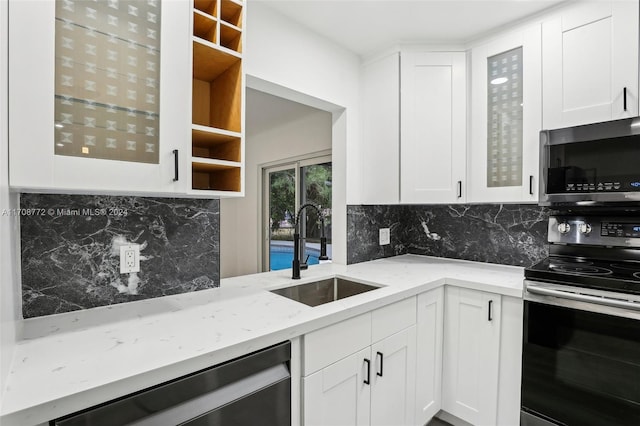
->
<box><xmin>267</xmin><ymin>161</ymin><xmax>332</xmax><ymax>271</ymax></box>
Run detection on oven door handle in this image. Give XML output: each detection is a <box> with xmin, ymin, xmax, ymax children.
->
<box><xmin>526</xmin><ymin>283</ymin><xmax>640</xmax><ymax>311</ymax></box>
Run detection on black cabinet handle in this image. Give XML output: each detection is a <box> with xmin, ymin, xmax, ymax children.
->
<box><xmin>364</xmin><ymin>358</ymin><xmax>371</xmax><ymax>385</ymax></box>
<box><xmin>173</xmin><ymin>149</ymin><xmax>179</xmax><ymax>182</ymax></box>
<box><xmin>529</xmin><ymin>175</ymin><xmax>534</xmax><ymax>195</ymax></box>
<box><xmin>376</xmin><ymin>352</ymin><xmax>384</xmax><ymax>377</ymax></box>
<box><xmin>457</xmin><ymin>181</ymin><xmax>462</xmax><ymax>198</ymax></box>
<box><xmin>624</xmin><ymin>87</ymin><xmax>628</xmax><ymax>111</ymax></box>
<box><xmin>488</xmin><ymin>300</ymin><xmax>493</xmax><ymax>321</ymax></box>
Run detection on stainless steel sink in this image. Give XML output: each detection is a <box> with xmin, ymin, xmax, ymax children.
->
<box><xmin>270</xmin><ymin>277</ymin><xmax>381</xmax><ymax>307</ymax></box>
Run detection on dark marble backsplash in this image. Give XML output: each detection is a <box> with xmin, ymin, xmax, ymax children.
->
<box><xmin>347</xmin><ymin>204</ymin><xmax>549</xmax><ymax>267</ymax></box>
<box><xmin>20</xmin><ymin>194</ymin><xmax>220</xmax><ymax>318</ymax></box>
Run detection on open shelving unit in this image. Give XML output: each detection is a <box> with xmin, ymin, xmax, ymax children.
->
<box><xmin>191</xmin><ymin>0</ymin><xmax>244</xmax><ymax>194</ymax></box>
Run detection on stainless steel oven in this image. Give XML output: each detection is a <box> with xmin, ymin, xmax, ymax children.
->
<box><xmin>539</xmin><ymin>116</ymin><xmax>640</xmax><ymax>207</ymax></box>
<box><xmin>522</xmin><ymin>215</ymin><xmax>640</xmax><ymax>426</ymax></box>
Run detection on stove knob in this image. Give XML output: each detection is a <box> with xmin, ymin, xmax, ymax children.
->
<box><xmin>558</xmin><ymin>222</ymin><xmax>571</xmax><ymax>234</ymax></box>
<box><xmin>579</xmin><ymin>223</ymin><xmax>592</xmax><ymax>234</ymax></box>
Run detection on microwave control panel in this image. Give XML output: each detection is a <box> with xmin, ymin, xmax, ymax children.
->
<box><xmin>564</xmin><ymin>182</ymin><xmax>624</xmax><ymax>192</ymax></box>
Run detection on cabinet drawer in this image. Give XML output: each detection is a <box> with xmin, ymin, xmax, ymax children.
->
<box><xmin>304</xmin><ymin>313</ymin><xmax>372</xmax><ymax>376</ymax></box>
<box><xmin>372</xmin><ymin>297</ymin><xmax>416</xmax><ymax>343</ymax></box>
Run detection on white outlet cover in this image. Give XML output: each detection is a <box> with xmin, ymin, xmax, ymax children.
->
<box><xmin>120</xmin><ymin>244</ymin><xmax>140</xmax><ymax>274</ymax></box>
<box><xmin>379</xmin><ymin>228</ymin><xmax>391</xmax><ymax>246</ymax></box>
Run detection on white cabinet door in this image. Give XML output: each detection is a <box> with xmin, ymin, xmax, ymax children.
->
<box><xmin>443</xmin><ymin>287</ymin><xmax>502</xmax><ymax>426</ymax></box>
<box><xmin>542</xmin><ymin>1</ymin><xmax>639</xmax><ymax>129</ymax></box>
<box><xmin>304</xmin><ymin>328</ymin><xmax>417</xmax><ymax>426</ymax></box>
<box><xmin>415</xmin><ymin>287</ymin><xmax>444</xmax><ymax>425</ymax></box>
<box><xmin>361</xmin><ymin>52</ymin><xmax>400</xmax><ymax>204</ymax></box>
<box><xmin>9</xmin><ymin>0</ymin><xmax>190</xmax><ymax>195</ymax></box>
<box><xmin>468</xmin><ymin>25</ymin><xmax>542</xmax><ymax>203</ymax></box>
<box><xmin>370</xmin><ymin>326</ymin><xmax>417</xmax><ymax>426</ymax></box>
<box><xmin>303</xmin><ymin>298</ymin><xmax>418</xmax><ymax>426</ymax></box>
<box><xmin>496</xmin><ymin>296</ymin><xmax>523</xmax><ymax>426</ymax></box>
<box><xmin>400</xmin><ymin>51</ymin><xmax>466</xmax><ymax>204</ymax></box>
<box><xmin>303</xmin><ymin>347</ymin><xmax>372</xmax><ymax>426</ymax></box>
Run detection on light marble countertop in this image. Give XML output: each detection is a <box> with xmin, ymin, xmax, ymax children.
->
<box><xmin>0</xmin><ymin>255</ymin><xmax>524</xmax><ymax>426</ymax></box>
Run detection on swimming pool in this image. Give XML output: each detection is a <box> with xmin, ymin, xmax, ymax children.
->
<box><xmin>270</xmin><ymin>245</ymin><xmax>319</xmax><ymax>271</ymax></box>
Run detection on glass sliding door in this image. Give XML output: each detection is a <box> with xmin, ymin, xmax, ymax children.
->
<box><xmin>265</xmin><ymin>165</ymin><xmax>297</xmax><ymax>271</ymax></box>
<box><xmin>299</xmin><ymin>160</ymin><xmax>332</xmax><ymax>266</ymax></box>
<box><xmin>263</xmin><ymin>155</ymin><xmax>332</xmax><ymax>271</ymax></box>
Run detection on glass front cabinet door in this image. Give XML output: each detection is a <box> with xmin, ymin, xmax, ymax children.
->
<box><xmin>467</xmin><ymin>24</ymin><xmax>542</xmax><ymax>203</ymax></box>
<box><xmin>9</xmin><ymin>0</ymin><xmax>243</xmax><ymax>197</ymax></box>
<box><xmin>9</xmin><ymin>0</ymin><xmax>190</xmax><ymax>195</ymax></box>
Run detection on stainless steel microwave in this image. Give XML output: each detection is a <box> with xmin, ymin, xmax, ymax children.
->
<box><xmin>539</xmin><ymin>116</ymin><xmax>640</xmax><ymax>207</ymax></box>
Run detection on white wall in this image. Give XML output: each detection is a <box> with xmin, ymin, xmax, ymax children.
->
<box><xmin>221</xmin><ymin>90</ymin><xmax>332</xmax><ymax>278</ymax></box>
<box><xmin>241</xmin><ymin>1</ymin><xmax>362</xmax><ymax>268</ymax></box>
<box><xmin>0</xmin><ymin>0</ymin><xmax>19</xmax><ymax>400</ymax></box>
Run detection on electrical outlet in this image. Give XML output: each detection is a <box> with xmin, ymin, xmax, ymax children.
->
<box><xmin>379</xmin><ymin>228</ymin><xmax>390</xmax><ymax>246</ymax></box>
<box><xmin>120</xmin><ymin>244</ymin><xmax>140</xmax><ymax>274</ymax></box>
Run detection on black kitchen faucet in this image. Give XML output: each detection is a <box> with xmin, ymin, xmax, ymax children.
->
<box><xmin>292</xmin><ymin>203</ymin><xmax>329</xmax><ymax>279</ymax></box>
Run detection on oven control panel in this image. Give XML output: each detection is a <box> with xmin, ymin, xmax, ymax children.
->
<box><xmin>549</xmin><ymin>216</ymin><xmax>640</xmax><ymax>247</ymax></box>
<box><xmin>601</xmin><ymin>222</ymin><xmax>640</xmax><ymax>238</ymax></box>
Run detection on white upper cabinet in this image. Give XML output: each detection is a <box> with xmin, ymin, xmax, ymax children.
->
<box><xmin>401</xmin><ymin>51</ymin><xmax>466</xmax><ymax>204</ymax></box>
<box><xmin>360</xmin><ymin>52</ymin><xmax>400</xmax><ymax>204</ymax></box>
<box><xmin>542</xmin><ymin>1</ymin><xmax>639</xmax><ymax>129</ymax></box>
<box><xmin>468</xmin><ymin>25</ymin><xmax>542</xmax><ymax>203</ymax></box>
<box><xmin>10</xmin><ymin>0</ymin><xmax>188</xmax><ymax>195</ymax></box>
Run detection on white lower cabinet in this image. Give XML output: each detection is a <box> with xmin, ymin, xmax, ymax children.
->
<box><xmin>301</xmin><ymin>286</ymin><xmax>522</xmax><ymax>426</ymax></box>
<box><xmin>441</xmin><ymin>286</ymin><xmax>524</xmax><ymax>426</ymax></box>
<box><xmin>443</xmin><ymin>286</ymin><xmax>502</xmax><ymax>426</ymax></box>
<box><xmin>415</xmin><ymin>287</ymin><xmax>445</xmax><ymax>425</ymax></box>
<box><xmin>302</xmin><ymin>297</ymin><xmax>417</xmax><ymax>426</ymax></box>
<box><xmin>370</xmin><ymin>327</ymin><xmax>417</xmax><ymax>426</ymax></box>
<box><xmin>303</xmin><ymin>347</ymin><xmax>371</xmax><ymax>426</ymax></box>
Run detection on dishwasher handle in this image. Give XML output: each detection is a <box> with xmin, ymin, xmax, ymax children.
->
<box><xmin>128</xmin><ymin>365</ymin><xmax>290</xmax><ymax>426</ymax></box>
<box><xmin>53</xmin><ymin>341</ymin><xmax>291</xmax><ymax>426</ymax></box>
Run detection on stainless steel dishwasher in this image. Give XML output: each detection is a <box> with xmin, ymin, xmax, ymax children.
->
<box><xmin>53</xmin><ymin>341</ymin><xmax>291</xmax><ymax>426</ymax></box>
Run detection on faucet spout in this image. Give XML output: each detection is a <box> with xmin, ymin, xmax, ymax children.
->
<box><xmin>292</xmin><ymin>203</ymin><xmax>328</xmax><ymax>279</ymax></box>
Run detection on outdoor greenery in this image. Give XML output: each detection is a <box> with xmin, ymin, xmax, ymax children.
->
<box><xmin>269</xmin><ymin>168</ymin><xmax>296</xmax><ymax>232</ymax></box>
<box><xmin>269</xmin><ymin>163</ymin><xmax>332</xmax><ymax>242</ymax></box>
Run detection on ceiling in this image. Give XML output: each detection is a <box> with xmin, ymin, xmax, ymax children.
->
<box><xmin>256</xmin><ymin>0</ymin><xmax>568</xmax><ymax>56</ymax></box>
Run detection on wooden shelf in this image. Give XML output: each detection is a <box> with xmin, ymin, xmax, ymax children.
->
<box><xmin>220</xmin><ymin>22</ymin><xmax>242</xmax><ymax>53</ymax></box>
<box><xmin>194</xmin><ymin>0</ymin><xmax>217</xmax><ymax>16</ymax></box>
<box><xmin>192</xmin><ymin>125</ymin><xmax>241</xmax><ymax>162</ymax></box>
<box><xmin>192</xmin><ymin>60</ymin><xmax>241</xmax><ymax>132</ymax></box>
<box><xmin>193</xmin><ymin>9</ymin><xmax>217</xmax><ymax>44</ymax></box>
<box><xmin>191</xmin><ymin>0</ymin><xmax>243</xmax><ymax>194</ymax></box>
<box><xmin>221</xmin><ymin>0</ymin><xmax>243</xmax><ymax>28</ymax></box>
<box><xmin>192</xmin><ymin>39</ymin><xmax>240</xmax><ymax>82</ymax></box>
<box><xmin>192</xmin><ymin>160</ymin><xmax>241</xmax><ymax>192</ymax></box>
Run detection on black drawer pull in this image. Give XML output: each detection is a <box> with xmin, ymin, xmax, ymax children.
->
<box><xmin>529</xmin><ymin>175</ymin><xmax>534</xmax><ymax>195</ymax></box>
<box><xmin>457</xmin><ymin>181</ymin><xmax>462</xmax><ymax>198</ymax></box>
<box><xmin>488</xmin><ymin>300</ymin><xmax>493</xmax><ymax>321</ymax></box>
<box><xmin>376</xmin><ymin>352</ymin><xmax>384</xmax><ymax>377</ymax></box>
<box><xmin>173</xmin><ymin>149</ymin><xmax>179</xmax><ymax>182</ymax></box>
<box><xmin>624</xmin><ymin>87</ymin><xmax>628</xmax><ymax>111</ymax></box>
<box><xmin>364</xmin><ymin>358</ymin><xmax>371</xmax><ymax>385</ymax></box>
